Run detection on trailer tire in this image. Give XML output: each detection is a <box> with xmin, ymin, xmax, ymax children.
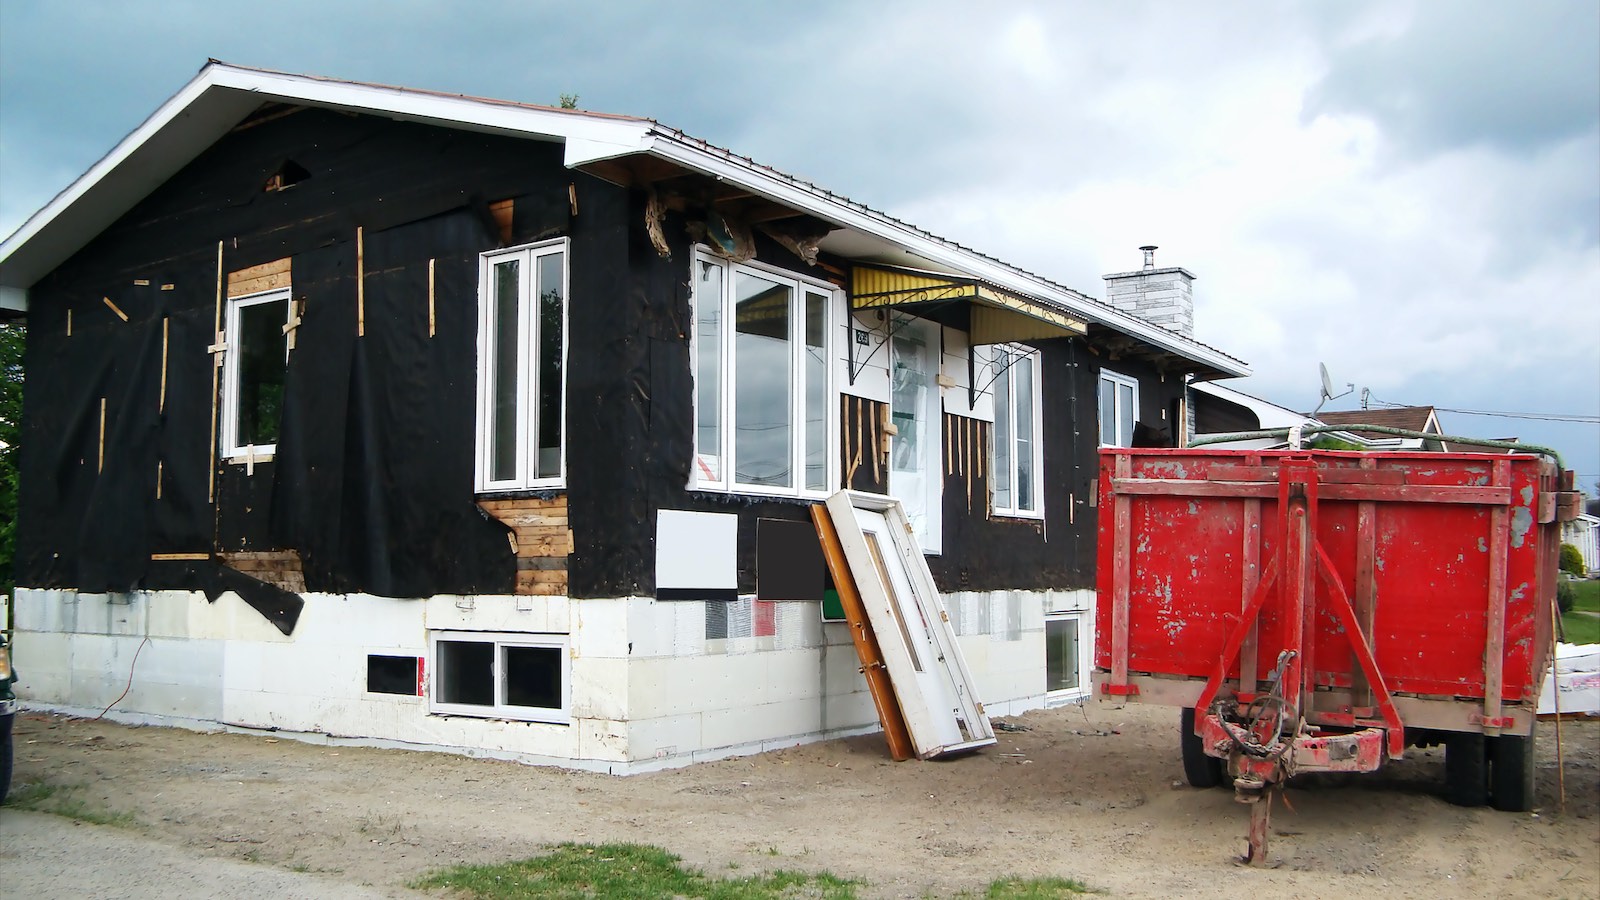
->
<box><xmin>1489</xmin><ymin>727</ymin><xmax>1536</xmax><ymax>812</ymax></box>
<box><xmin>1444</xmin><ymin>732</ymin><xmax>1488</xmax><ymax>807</ymax></box>
<box><xmin>1180</xmin><ymin>707</ymin><xmax>1224</xmax><ymax>788</ymax></box>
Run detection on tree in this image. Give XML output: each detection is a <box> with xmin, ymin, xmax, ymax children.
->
<box><xmin>1560</xmin><ymin>543</ymin><xmax>1585</xmax><ymax>578</ymax></box>
<box><xmin>0</xmin><ymin>322</ymin><xmax>20</xmax><ymax>602</ymax></box>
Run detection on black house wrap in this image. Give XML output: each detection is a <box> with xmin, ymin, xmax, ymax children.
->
<box><xmin>14</xmin><ymin>99</ymin><xmax>1211</xmax><ymax>625</ymax></box>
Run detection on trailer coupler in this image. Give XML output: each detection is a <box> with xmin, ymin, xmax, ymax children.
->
<box><xmin>1203</xmin><ymin>711</ymin><xmax>1389</xmax><ymax>864</ymax></box>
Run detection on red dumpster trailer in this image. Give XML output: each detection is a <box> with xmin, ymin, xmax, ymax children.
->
<box><xmin>1092</xmin><ymin>448</ymin><xmax>1576</xmax><ymax>863</ymax></box>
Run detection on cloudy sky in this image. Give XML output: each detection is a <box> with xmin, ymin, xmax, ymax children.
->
<box><xmin>3</xmin><ymin>1</ymin><xmax>1596</xmax><ymax>484</ymax></box>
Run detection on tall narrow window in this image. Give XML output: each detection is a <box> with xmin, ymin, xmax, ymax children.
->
<box><xmin>222</xmin><ymin>287</ymin><xmax>291</xmax><ymax>458</ymax></box>
<box><xmin>804</xmin><ymin>290</ymin><xmax>828</xmax><ymax>491</ymax></box>
<box><xmin>476</xmin><ymin>240</ymin><xmax>567</xmax><ymax>492</ymax></box>
<box><xmin>1098</xmin><ymin>369</ymin><xmax>1138</xmax><ymax>447</ymax></box>
<box><xmin>691</xmin><ymin>252</ymin><xmax>833</xmax><ymax>497</ymax></box>
<box><xmin>991</xmin><ymin>345</ymin><xmax>1043</xmax><ymax>518</ymax></box>
<box><xmin>735</xmin><ymin>271</ymin><xmax>793</xmax><ymax>488</ymax></box>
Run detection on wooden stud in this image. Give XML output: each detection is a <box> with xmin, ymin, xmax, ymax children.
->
<box><xmin>428</xmin><ymin>258</ymin><xmax>437</xmax><ymax>337</ymax></box>
<box><xmin>161</xmin><ymin>283</ymin><xmax>175</xmax><ymax>291</ymax></box>
<box><xmin>568</xmin><ymin>183</ymin><xmax>578</xmax><ymax>217</ymax></box>
<box><xmin>159</xmin><ymin>317</ymin><xmax>169</xmax><ymax>413</ymax></box>
<box><xmin>102</xmin><ymin>296</ymin><xmax>129</xmax><ymax>322</ymax></box>
<box><xmin>870</xmin><ymin>401</ymin><xmax>881</xmax><ymax>485</ymax></box>
<box><xmin>151</xmin><ymin>552</ymin><xmax>210</xmax><ymax>561</ymax></box>
<box><xmin>133</xmin><ymin>279</ymin><xmax>150</xmax><ymax>287</ymax></box>
<box><xmin>210</xmin><ymin>242</ymin><xmax>223</xmax><ymax>505</ymax></box>
<box><xmin>356</xmin><ymin>226</ymin><xmax>365</xmax><ymax>337</ymax></box>
<box><xmin>66</xmin><ymin>308</ymin><xmax>72</xmax><ymax>336</ymax></box>
<box><xmin>156</xmin><ymin>460</ymin><xmax>163</xmax><ymax>500</ymax></box>
<box><xmin>98</xmin><ymin>397</ymin><xmax>106</xmax><ymax>473</ymax></box>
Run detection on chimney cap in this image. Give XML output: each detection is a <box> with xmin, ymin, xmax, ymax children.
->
<box><xmin>1140</xmin><ymin>245</ymin><xmax>1158</xmax><ymax>270</ymax></box>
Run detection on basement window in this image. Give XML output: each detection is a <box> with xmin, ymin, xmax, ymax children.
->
<box><xmin>1045</xmin><ymin>613</ymin><xmax>1088</xmax><ymax>705</ymax></box>
<box><xmin>428</xmin><ymin>631</ymin><xmax>568</xmax><ymax>723</ymax></box>
<box><xmin>222</xmin><ymin>287</ymin><xmax>292</xmax><ymax>459</ymax></box>
<box><xmin>366</xmin><ymin>654</ymin><xmax>422</xmax><ymax>696</ymax></box>
<box><xmin>475</xmin><ymin>240</ymin><xmax>568</xmax><ymax>492</ymax></box>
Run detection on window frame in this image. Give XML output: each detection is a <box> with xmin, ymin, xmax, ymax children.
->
<box><xmin>689</xmin><ymin>248</ymin><xmax>837</xmax><ymax>499</ymax></box>
<box><xmin>220</xmin><ymin>286</ymin><xmax>293</xmax><ymax>461</ymax></box>
<box><xmin>474</xmin><ymin>239</ymin><xmax>570</xmax><ymax>493</ymax></box>
<box><xmin>989</xmin><ymin>343</ymin><xmax>1044</xmax><ymax>519</ymax></box>
<box><xmin>1098</xmin><ymin>369</ymin><xmax>1140</xmax><ymax>448</ymax></box>
<box><xmin>427</xmin><ymin>630</ymin><xmax>570</xmax><ymax>723</ymax></box>
<box><xmin>1044</xmin><ymin>611</ymin><xmax>1090</xmax><ymax>706</ymax></box>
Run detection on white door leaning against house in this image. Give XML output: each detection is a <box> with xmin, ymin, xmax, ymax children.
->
<box><xmin>890</xmin><ymin>317</ymin><xmax>941</xmax><ymax>553</ymax></box>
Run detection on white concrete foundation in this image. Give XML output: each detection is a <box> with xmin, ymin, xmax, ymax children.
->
<box><xmin>10</xmin><ymin>585</ymin><xmax>1093</xmax><ymax>773</ymax></box>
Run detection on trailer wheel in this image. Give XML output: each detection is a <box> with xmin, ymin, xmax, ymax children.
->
<box><xmin>1444</xmin><ymin>732</ymin><xmax>1488</xmax><ymax>807</ymax></box>
<box><xmin>1180</xmin><ymin>707</ymin><xmax>1224</xmax><ymax>788</ymax></box>
<box><xmin>1489</xmin><ymin>727</ymin><xmax>1536</xmax><ymax>812</ymax></box>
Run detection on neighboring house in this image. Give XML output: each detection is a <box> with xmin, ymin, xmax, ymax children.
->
<box><xmin>1317</xmin><ymin>406</ymin><xmax>1452</xmax><ymax>451</ymax></box>
<box><xmin>1188</xmin><ymin>382</ymin><xmax>1372</xmax><ymax>450</ymax></box>
<box><xmin>0</xmin><ymin>63</ymin><xmax>1247</xmax><ymax>772</ymax></box>
<box><xmin>1564</xmin><ymin>513</ymin><xmax>1599</xmax><ymax>576</ymax></box>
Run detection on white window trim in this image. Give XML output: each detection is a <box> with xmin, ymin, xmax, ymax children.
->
<box><xmin>1045</xmin><ymin>611</ymin><xmax>1091</xmax><ymax>706</ymax></box>
<box><xmin>474</xmin><ymin>239</ymin><xmax>569</xmax><ymax>493</ymax></box>
<box><xmin>428</xmin><ymin>630</ymin><xmax>570</xmax><ymax>723</ymax></box>
<box><xmin>220</xmin><ymin>286</ymin><xmax>292</xmax><ymax>462</ymax></box>
<box><xmin>990</xmin><ymin>344</ymin><xmax>1044</xmax><ymax>520</ymax></box>
<box><xmin>690</xmin><ymin>248</ymin><xmax>838</xmax><ymax>499</ymax></box>
<box><xmin>1098</xmin><ymin>369</ymin><xmax>1140</xmax><ymax>448</ymax></box>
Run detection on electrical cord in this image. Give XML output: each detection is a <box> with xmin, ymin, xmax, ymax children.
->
<box><xmin>93</xmin><ymin>636</ymin><xmax>150</xmax><ymax>721</ymax></box>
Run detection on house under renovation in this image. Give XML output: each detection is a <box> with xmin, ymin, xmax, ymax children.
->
<box><xmin>0</xmin><ymin>63</ymin><xmax>1247</xmax><ymax>771</ymax></box>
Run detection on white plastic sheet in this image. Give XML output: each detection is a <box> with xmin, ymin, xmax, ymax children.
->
<box><xmin>1538</xmin><ymin>642</ymin><xmax>1600</xmax><ymax>716</ymax></box>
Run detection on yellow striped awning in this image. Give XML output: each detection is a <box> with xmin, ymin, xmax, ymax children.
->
<box><xmin>849</xmin><ymin>264</ymin><xmax>1088</xmax><ymax>345</ymax></box>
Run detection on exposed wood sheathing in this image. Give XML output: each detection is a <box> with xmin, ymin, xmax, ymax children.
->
<box><xmin>220</xmin><ymin>550</ymin><xmax>307</xmax><ymax>594</ymax></box>
<box><xmin>479</xmin><ymin>496</ymin><xmax>572</xmax><ymax>595</ymax></box>
<box><xmin>841</xmin><ymin>395</ymin><xmax>889</xmax><ymax>493</ymax></box>
<box><xmin>944</xmin><ymin>414</ymin><xmax>989</xmax><ymax>513</ymax></box>
<box><xmin>226</xmin><ymin>257</ymin><xmax>291</xmax><ymax>297</ymax></box>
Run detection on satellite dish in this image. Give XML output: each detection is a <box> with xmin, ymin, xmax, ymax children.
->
<box><xmin>1312</xmin><ymin>363</ymin><xmax>1354</xmax><ymax>416</ymax></box>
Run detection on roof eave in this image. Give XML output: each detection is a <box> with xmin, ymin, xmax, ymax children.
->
<box><xmin>641</xmin><ymin>129</ymin><xmax>1249</xmax><ymax>378</ymax></box>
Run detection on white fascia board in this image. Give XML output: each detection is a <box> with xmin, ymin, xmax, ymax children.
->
<box><xmin>207</xmin><ymin>67</ymin><xmax>654</xmax><ymax>148</ymax></box>
<box><xmin>640</xmin><ymin>132</ymin><xmax>1250</xmax><ymax>378</ymax></box>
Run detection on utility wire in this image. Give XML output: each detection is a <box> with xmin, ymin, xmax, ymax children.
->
<box><xmin>1364</xmin><ymin>396</ymin><xmax>1599</xmax><ymax>424</ymax></box>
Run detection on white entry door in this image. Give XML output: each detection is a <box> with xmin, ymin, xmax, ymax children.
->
<box><xmin>890</xmin><ymin>318</ymin><xmax>941</xmax><ymax>553</ymax></box>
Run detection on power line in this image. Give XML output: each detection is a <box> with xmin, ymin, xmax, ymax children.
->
<box><xmin>1365</xmin><ymin>397</ymin><xmax>1599</xmax><ymax>424</ymax></box>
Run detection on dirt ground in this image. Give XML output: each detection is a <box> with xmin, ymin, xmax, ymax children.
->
<box><xmin>8</xmin><ymin>703</ymin><xmax>1598</xmax><ymax>899</ymax></box>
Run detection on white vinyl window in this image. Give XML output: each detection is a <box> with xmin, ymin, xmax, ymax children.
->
<box><xmin>476</xmin><ymin>240</ymin><xmax>568</xmax><ymax>492</ymax></box>
<box><xmin>1045</xmin><ymin>612</ymin><xmax>1089</xmax><ymax>704</ymax></box>
<box><xmin>1098</xmin><ymin>369</ymin><xmax>1139</xmax><ymax>448</ymax></box>
<box><xmin>429</xmin><ymin>631</ymin><xmax>569</xmax><ymax>723</ymax></box>
<box><xmin>691</xmin><ymin>250</ymin><xmax>834</xmax><ymax>497</ymax></box>
<box><xmin>221</xmin><ymin>287</ymin><xmax>292</xmax><ymax>459</ymax></box>
<box><xmin>991</xmin><ymin>344</ymin><xmax>1043</xmax><ymax>518</ymax></box>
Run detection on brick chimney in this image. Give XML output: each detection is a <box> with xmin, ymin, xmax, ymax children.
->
<box><xmin>1103</xmin><ymin>245</ymin><xmax>1195</xmax><ymax>338</ymax></box>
